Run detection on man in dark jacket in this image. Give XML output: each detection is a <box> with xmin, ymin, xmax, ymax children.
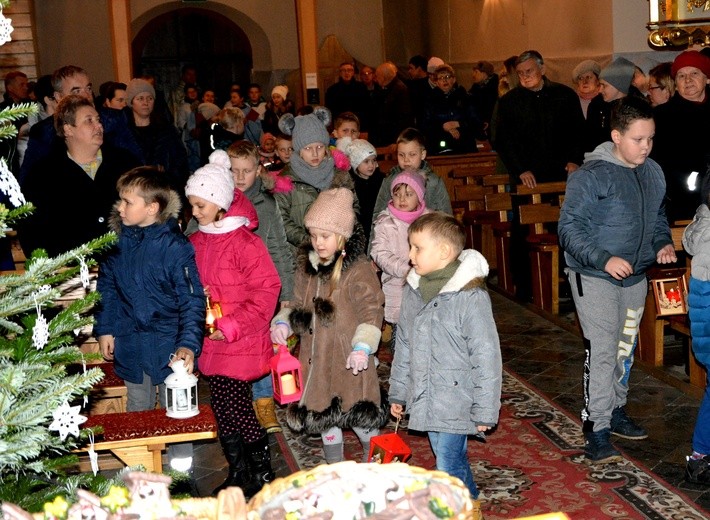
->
<box><xmin>493</xmin><ymin>50</ymin><xmax>586</xmax><ymax>301</ymax></box>
<box><xmin>369</xmin><ymin>62</ymin><xmax>414</xmax><ymax>147</ymax></box>
<box><xmin>559</xmin><ymin>96</ymin><xmax>675</xmax><ymax>465</ymax></box>
<box><xmin>325</xmin><ymin>62</ymin><xmax>369</xmax><ymax>124</ymax></box>
<box><xmin>19</xmin><ymin>95</ymin><xmax>139</xmax><ymax>257</ymax></box>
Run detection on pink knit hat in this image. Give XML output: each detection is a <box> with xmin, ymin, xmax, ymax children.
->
<box><xmin>304</xmin><ymin>188</ymin><xmax>355</xmax><ymax>239</ymax></box>
<box><xmin>390</xmin><ymin>170</ymin><xmax>426</xmax><ymax>204</ymax></box>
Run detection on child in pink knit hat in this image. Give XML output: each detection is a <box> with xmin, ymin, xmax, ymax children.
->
<box><xmin>270</xmin><ymin>187</ymin><xmax>386</xmax><ymax>465</ymax></box>
<box><xmin>370</xmin><ymin>170</ymin><xmax>429</xmax><ymax>349</ymax></box>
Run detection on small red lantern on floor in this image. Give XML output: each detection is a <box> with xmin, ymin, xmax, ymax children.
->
<box><xmin>368</xmin><ymin>418</ymin><xmax>412</xmax><ymax>463</ymax></box>
<box><xmin>270</xmin><ymin>344</ymin><xmax>303</xmax><ymax>404</ymax></box>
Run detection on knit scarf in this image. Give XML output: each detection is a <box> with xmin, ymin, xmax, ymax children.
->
<box><xmin>289</xmin><ymin>153</ymin><xmax>336</xmax><ymax>191</ymax></box>
<box><xmin>387</xmin><ymin>200</ymin><xmax>426</xmax><ymax>224</ymax></box>
<box><xmin>419</xmin><ymin>260</ymin><xmax>460</xmax><ymax>304</ymax></box>
<box><xmin>198</xmin><ymin>216</ymin><xmax>250</xmax><ymax>234</ymax></box>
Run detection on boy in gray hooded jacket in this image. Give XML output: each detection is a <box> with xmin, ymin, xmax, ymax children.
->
<box><xmin>389</xmin><ymin>212</ymin><xmax>501</xmax><ymax>508</ymax></box>
<box><xmin>559</xmin><ymin>96</ymin><xmax>676</xmax><ymax>464</ymax></box>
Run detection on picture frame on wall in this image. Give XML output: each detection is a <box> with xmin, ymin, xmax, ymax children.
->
<box><xmin>652</xmin><ymin>275</ymin><xmax>688</xmax><ymax>316</ymax></box>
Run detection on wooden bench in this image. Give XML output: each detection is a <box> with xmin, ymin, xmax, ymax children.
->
<box><xmin>513</xmin><ymin>181</ymin><xmax>567</xmax><ymax>315</ymax></box>
<box><xmin>79</xmin><ymin>404</ymin><xmax>218</xmax><ymax>473</ymax></box>
<box><xmin>429</xmin><ymin>152</ymin><xmax>498</xmax><ymax>204</ymax></box>
<box><xmin>637</xmin><ymin>226</ymin><xmax>707</xmax><ymax>393</ymax></box>
<box><xmin>88</xmin><ymin>362</ymin><xmax>128</xmax><ymax>415</ymax></box>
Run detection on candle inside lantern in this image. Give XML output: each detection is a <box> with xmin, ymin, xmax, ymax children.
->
<box><xmin>280</xmin><ymin>373</ymin><xmax>297</xmax><ymax>395</ymax></box>
<box><xmin>666</xmin><ymin>288</ymin><xmax>680</xmax><ymax>303</ymax></box>
<box><xmin>205</xmin><ymin>297</ymin><xmax>222</xmax><ymax>334</ymax></box>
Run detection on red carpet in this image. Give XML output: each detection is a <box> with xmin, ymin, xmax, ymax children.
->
<box><xmin>277</xmin><ymin>368</ymin><xmax>707</xmax><ymax>520</ymax></box>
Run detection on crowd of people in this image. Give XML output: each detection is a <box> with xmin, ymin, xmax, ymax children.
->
<box><xmin>5</xmin><ymin>45</ymin><xmax>710</xmax><ymax>508</ymax></box>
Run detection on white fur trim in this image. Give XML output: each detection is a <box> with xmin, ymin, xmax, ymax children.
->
<box><xmin>351</xmin><ymin>323</ymin><xmax>382</xmax><ymax>355</ymax></box>
<box><xmin>406</xmin><ymin>249</ymin><xmax>489</xmax><ymax>291</ymax></box>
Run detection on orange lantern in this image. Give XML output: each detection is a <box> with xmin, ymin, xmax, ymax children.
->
<box><xmin>270</xmin><ymin>344</ymin><xmax>303</xmax><ymax>404</ymax></box>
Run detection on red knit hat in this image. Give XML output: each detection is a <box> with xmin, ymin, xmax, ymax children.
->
<box><xmin>671</xmin><ymin>50</ymin><xmax>710</xmax><ymax>78</ymax></box>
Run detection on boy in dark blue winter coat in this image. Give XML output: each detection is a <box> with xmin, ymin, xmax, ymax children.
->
<box><xmin>94</xmin><ymin>166</ymin><xmax>205</xmax><ymax>469</ymax></box>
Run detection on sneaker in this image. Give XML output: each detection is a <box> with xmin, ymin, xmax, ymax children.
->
<box><xmin>584</xmin><ymin>428</ymin><xmax>622</xmax><ymax>464</ymax></box>
<box><xmin>610</xmin><ymin>407</ymin><xmax>648</xmax><ymax>440</ymax></box>
<box><xmin>686</xmin><ymin>455</ymin><xmax>710</xmax><ymax>484</ymax></box>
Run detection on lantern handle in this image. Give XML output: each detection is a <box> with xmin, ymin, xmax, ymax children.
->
<box><xmin>394</xmin><ymin>416</ymin><xmax>401</xmax><ymax>434</ymax></box>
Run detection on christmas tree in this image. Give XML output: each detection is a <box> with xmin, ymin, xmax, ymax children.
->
<box><xmin>0</xmin><ymin>0</ymin><xmax>120</xmax><ymax>511</ymax></box>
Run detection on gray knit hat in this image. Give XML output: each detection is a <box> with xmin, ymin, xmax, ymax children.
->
<box><xmin>337</xmin><ymin>137</ymin><xmax>376</xmax><ymax>170</ymax></box>
<box><xmin>304</xmin><ymin>188</ymin><xmax>355</xmax><ymax>239</ymax></box>
<box><xmin>185</xmin><ymin>150</ymin><xmax>234</xmax><ymax>211</ymax></box>
<box><xmin>572</xmin><ymin>60</ymin><xmax>601</xmax><ymax>81</ymax></box>
<box><xmin>126</xmin><ymin>78</ymin><xmax>155</xmax><ymax>104</ymax></box>
<box><xmin>600</xmin><ymin>57</ymin><xmax>636</xmax><ymax>95</ymax></box>
<box><xmin>278</xmin><ymin>106</ymin><xmax>331</xmax><ymax>152</ymax></box>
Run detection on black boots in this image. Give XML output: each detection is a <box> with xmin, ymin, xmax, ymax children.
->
<box><xmin>212</xmin><ymin>433</ymin><xmax>275</xmax><ymax>499</ymax></box>
<box><xmin>212</xmin><ymin>433</ymin><xmax>251</xmax><ymax>496</ymax></box>
<box><xmin>244</xmin><ymin>435</ymin><xmax>276</xmax><ymax>497</ymax></box>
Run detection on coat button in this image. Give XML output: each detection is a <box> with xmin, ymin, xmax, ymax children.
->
<box><xmin>433</xmin><ymin>302</ymin><xmax>438</xmax><ymax>307</ymax></box>
<box><xmin>453</xmin><ymin>381</ymin><xmax>458</xmax><ymax>386</ymax></box>
<box><xmin>313</xmin><ymin>297</ymin><xmax>316</xmax><ymax>302</ymax></box>
<box><xmin>308</xmin><ymin>358</ymin><xmax>312</xmax><ymax>364</ymax></box>
<box><xmin>309</xmin><ymin>328</ymin><xmax>313</xmax><ymax>334</ymax></box>
<box><xmin>98</xmin><ymin>217</ymin><xmax>105</xmax><ymax>223</ymax></box>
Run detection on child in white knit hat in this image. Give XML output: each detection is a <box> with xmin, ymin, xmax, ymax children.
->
<box><xmin>270</xmin><ymin>187</ymin><xmax>386</xmax><ymax>464</ymax></box>
<box><xmin>337</xmin><ymin>135</ymin><xmax>384</xmax><ymax>243</ymax></box>
<box><xmin>186</xmin><ymin>149</ymin><xmax>282</xmax><ymax>498</ymax></box>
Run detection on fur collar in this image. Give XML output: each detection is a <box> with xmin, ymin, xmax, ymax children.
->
<box><xmin>108</xmin><ymin>190</ymin><xmax>181</xmax><ymax>234</ymax></box>
<box><xmin>296</xmin><ymin>221</ymin><xmax>368</xmax><ymax>278</ymax></box>
<box><xmin>406</xmin><ymin>249</ymin><xmax>489</xmax><ymax>293</ymax></box>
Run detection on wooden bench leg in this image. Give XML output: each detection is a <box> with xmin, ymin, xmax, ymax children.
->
<box><xmin>494</xmin><ymin>228</ymin><xmax>513</xmax><ymax>295</ymax></box>
<box><xmin>638</xmin><ymin>289</ymin><xmax>665</xmax><ymax>366</ymax></box>
<box><xmin>529</xmin><ymin>245</ymin><xmax>559</xmax><ymax>314</ymax></box>
<box><xmin>110</xmin><ymin>443</ymin><xmax>166</xmax><ymax>473</ymax></box>
<box><xmin>689</xmin><ymin>340</ymin><xmax>708</xmax><ymax>390</ymax></box>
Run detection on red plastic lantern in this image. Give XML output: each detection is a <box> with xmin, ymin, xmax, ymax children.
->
<box><xmin>270</xmin><ymin>344</ymin><xmax>303</xmax><ymax>404</ymax></box>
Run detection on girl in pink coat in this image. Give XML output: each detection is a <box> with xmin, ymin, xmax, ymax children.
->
<box><xmin>370</xmin><ymin>171</ymin><xmax>429</xmax><ymax>346</ymax></box>
<box><xmin>186</xmin><ymin>150</ymin><xmax>281</xmax><ymax>498</ymax></box>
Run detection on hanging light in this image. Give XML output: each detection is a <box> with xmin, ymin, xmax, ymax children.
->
<box><xmin>165</xmin><ymin>358</ymin><xmax>199</xmax><ymax>418</ymax></box>
<box><xmin>270</xmin><ymin>344</ymin><xmax>303</xmax><ymax>405</ymax></box>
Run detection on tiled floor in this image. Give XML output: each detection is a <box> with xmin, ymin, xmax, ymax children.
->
<box><xmin>186</xmin><ymin>288</ymin><xmax>710</xmax><ymax>515</ymax></box>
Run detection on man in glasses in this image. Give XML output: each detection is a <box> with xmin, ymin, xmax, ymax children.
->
<box><xmin>325</xmin><ymin>61</ymin><xmax>368</xmax><ymax>125</ymax></box>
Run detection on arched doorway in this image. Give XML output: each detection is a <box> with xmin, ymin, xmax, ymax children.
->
<box><xmin>132</xmin><ymin>8</ymin><xmax>253</xmax><ymax>105</ymax></box>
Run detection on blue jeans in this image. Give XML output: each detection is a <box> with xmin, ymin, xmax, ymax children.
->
<box><xmin>693</xmin><ymin>372</ymin><xmax>710</xmax><ymax>454</ymax></box>
<box><xmin>252</xmin><ymin>373</ymin><xmax>274</xmax><ymax>399</ymax></box>
<box><xmin>427</xmin><ymin>431</ymin><xmax>478</xmax><ymax>498</ymax></box>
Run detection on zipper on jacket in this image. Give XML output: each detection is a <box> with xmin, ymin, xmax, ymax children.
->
<box><xmin>631</xmin><ymin>168</ymin><xmax>645</xmax><ymax>273</ymax></box>
<box><xmin>184</xmin><ymin>266</ymin><xmax>195</xmax><ymax>294</ymax></box>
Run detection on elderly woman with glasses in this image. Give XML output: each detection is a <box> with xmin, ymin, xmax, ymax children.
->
<box><xmin>420</xmin><ymin>64</ymin><xmax>484</xmax><ymax>155</ymax></box>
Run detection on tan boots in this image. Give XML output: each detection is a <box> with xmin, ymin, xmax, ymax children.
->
<box><xmin>253</xmin><ymin>397</ymin><xmax>282</xmax><ymax>433</ymax></box>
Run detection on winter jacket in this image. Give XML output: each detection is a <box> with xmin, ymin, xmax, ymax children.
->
<box><xmin>244</xmin><ymin>175</ymin><xmax>295</xmax><ymax>301</ymax></box>
<box><xmin>388</xmin><ymin>250</ymin><xmax>501</xmax><ymax>433</ymax></box>
<box><xmin>190</xmin><ymin>189</ymin><xmax>281</xmax><ymax>381</ymax></box>
<box><xmin>371</xmin><ymin>207</ymin><xmax>431</xmax><ymax>323</ymax></box>
<box><xmin>275</xmin><ymin>227</ymin><xmax>386</xmax><ymax>434</ymax></box>
<box><xmin>351</xmin><ymin>168</ymin><xmax>385</xmax><ymax>244</ymax></box>
<box><xmin>493</xmin><ymin>77</ymin><xmax>585</xmax><ymax>184</ymax></box>
<box><xmin>683</xmin><ymin>205</ymin><xmax>710</xmax><ymax>367</ymax></box>
<box><xmin>652</xmin><ymin>91</ymin><xmax>710</xmax><ymax>222</ymax></box>
<box><xmin>420</xmin><ymin>85</ymin><xmax>484</xmax><ymax>155</ymax></box>
<box><xmin>370</xmin><ymin>162</ymin><xmax>451</xmax><ymax>249</ymax></box>
<box><xmin>274</xmin><ymin>162</ymin><xmax>359</xmax><ymax>249</ymax></box>
<box><xmin>19</xmin><ymin>143</ymin><xmax>140</xmax><ymax>257</ymax></box>
<box><xmin>559</xmin><ymin>142</ymin><xmax>672</xmax><ymax>287</ymax></box>
<box><xmin>94</xmin><ymin>192</ymin><xmax>205</xmax><ymax>386</ymax></box>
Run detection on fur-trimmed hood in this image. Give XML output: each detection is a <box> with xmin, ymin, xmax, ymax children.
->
<box><xmin>406</xmin><ymin>249</ymin><xmax>489</xmax><ymax>293</ymax></box>
<box><xmin>108</xmin><ymin>189</ymin><xmax>181</xmax><ymax>234</ymax></box>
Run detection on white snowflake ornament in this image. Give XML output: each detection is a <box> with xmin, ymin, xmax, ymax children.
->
<box><xmin>0</xmin><ymin>10</ymin><xmax>13</xmax><ymax>46</ymax></box>
<box><xmin>49</xmin><ymin>401</ymin><xmax>87</xmax><ymax>441</ymax></box>
<box><xmin>0</xmin><ymin>158</ymin><xmax>24</xmax><ymax>207</ymax></box>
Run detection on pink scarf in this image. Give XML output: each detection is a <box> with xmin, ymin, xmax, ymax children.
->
<box><xmin>387</xmin><ymin>200</ymin><xmax>426</xmax><ymax>224</ymax></box>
